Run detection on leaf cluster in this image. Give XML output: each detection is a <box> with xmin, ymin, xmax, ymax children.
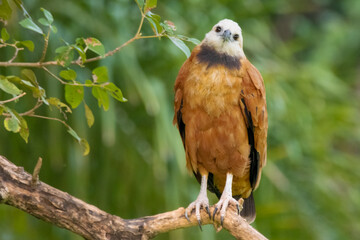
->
<box><xmin>0</xmin><ymin>0</ymin><xmax>200</xmax><ymax>156</ymax></box>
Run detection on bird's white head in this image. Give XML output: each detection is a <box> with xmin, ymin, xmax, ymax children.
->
<box><xmin>203</xmin><ymin>19</ymin><xmax>245</xmax><ymax>58</ymax></box>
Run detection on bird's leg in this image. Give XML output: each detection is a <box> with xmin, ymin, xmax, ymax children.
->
<box><xmin>185</xmin><ymin>174</ymin><xmax>211</xmax><ymax>229</ymax></box>
<box><xmin>213</xmin><ymin>173</ymin><xmax>241</xmax><ymax>225</ymax></box>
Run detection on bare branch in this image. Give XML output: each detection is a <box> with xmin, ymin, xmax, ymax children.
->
<box><xmin>0</xmin><ymin>14</ymin><xmax>163</xmax><ymax>68</ymax></box>
<box><xmin>0</xmin><ymin>92</ymin><xmax>26</xmax><ymax>104</ymax></box>
<box><xmin>0</xmin><ymin>155</ymin><xmax>268</xmax><ymax>240</ymax></box>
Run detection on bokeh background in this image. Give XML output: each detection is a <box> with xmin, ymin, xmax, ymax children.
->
<box><xmin>1</xmin><ymin>0</ymin><xmax>360</xmax><ymax>239</ymax></box>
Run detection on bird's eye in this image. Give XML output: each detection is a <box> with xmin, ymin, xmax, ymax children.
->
<box><xmin>233</xmin><ymin>34</ymin><xmax>239</xmax><ymax>40</ymax></box>
<box><xmin>215</xmin><ymin>26</ymin><xmax>222</xmax><ymax>33</ymax></box>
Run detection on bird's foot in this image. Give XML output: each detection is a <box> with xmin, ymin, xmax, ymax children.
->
<box><xmin>212</xmin><ymin>193</ymin><xmax>241</xmax><ymax>226</ymax></box>
<box><xmin>184</xmin><ymin>194</ymin><xmax>211</xmax><ymax>230</ymax></box>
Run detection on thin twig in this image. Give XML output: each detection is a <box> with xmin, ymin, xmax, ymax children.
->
<box><xmin>28</xmin><ymin>114</ymin><xmax>71</xmax><ymax>129</ymax></box>
<box><xmin>19</xmin><ymin>99</ymin><xmax>43</xmax><ymax>116</ymax></box>
<box><xmin>1</xmin><ymin>42</ymin><xmax>24</xmax><ymax>63</ymax></box>
<box><xmin>135</xmin><ymin>12</ymin><xmax>146</xmax><ymax>37</ymax></box>
<box><xmin>42</xmin><ymin>66</ymin><xmax>67</xmax><ymax>84</ymax></box>
<box><xmin>39</xmin><ymin>28</ymin><xmax>51</xmax><ymax>62</ymax></box>
<box><xmin>1</xmin><ymin>99</ymin><xmax>43</xmax><ymax>117</ymax></box>
<box><xmin>0</xmin><ymin>92</ymin><xmax>26</xmax><ymax>104</ymax></box>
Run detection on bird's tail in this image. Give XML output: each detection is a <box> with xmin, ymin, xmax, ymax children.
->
<box><xmin>239</xmin><ymin>192</ymin><xmax>256</xmax><ymax>224</ymax></box>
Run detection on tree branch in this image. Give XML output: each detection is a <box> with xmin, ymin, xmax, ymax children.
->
<box><xmin>0</xmin><ymin>92</ymin><xmax>26</xmax><ymax>104</ymax></box>
<box><xmin>0</xmin><ymin>35</ymin><xmax>163</xmax><ymax>68</ymax></box>
<box><xmin>0</xmin><ymin>155</ymin><xmax>267</xmax><ymax>240</ymax></box>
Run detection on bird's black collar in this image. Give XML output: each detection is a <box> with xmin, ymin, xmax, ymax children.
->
<box><xmin>196</xmin><ymin>44</ymin><xmax>241</xmax><ymax>70</ymax></box>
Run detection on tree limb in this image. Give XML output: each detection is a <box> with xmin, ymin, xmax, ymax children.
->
<box><xmin>0</xmin><ymin>155</ymin><xmax>267</xmax><ymax>240</ymax></box>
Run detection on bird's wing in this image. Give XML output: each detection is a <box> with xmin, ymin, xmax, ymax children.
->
<box><xmin>173</xmin><ymin>55</ymin><xmax>193</xmax><ymax>148</ymax></box>
<box><xmin>239</xmin><ymin>59</ymin><xmax>268</xmax><ymax>189</ymax></box>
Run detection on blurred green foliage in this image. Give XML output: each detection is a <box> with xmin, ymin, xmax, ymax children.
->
<box><xmin>1</xmin><ymin>0</ymin><xmax>359</xmax><ymax>239</ymax></box>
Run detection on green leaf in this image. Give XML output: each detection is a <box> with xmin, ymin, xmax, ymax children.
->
<box><xmin>103</xmin><ymin>82</ymin><xmax>127</xmax><ymax>102</ymax></box>
<box><xmin>18</xmin><ymin>116</ymin><xmax>29</xmax><ymax>143</ymax></box>
<box><xmin>92</xmin><ymin>87</ymin><xmax>109</xmax><ymax>111</ymax></box>
<box><xmin>80</xmin><ymin>138</ymin><xmax>90</xmax><ymax>156</ymax></box>
<box><xmin>21</xmin><ymin>69</ymin><xmax>38</xmax><ymax>87</ymax></box>
<box><xmin>20</xmin><ymin>40</ymin><xmax>34</xmax><ymax>51</ymax></box>
<box><xmin>1</xmin><ymin>28</ymin><xmax>10</xmax><ymax>42</ymax></box>
<box><xmin>66</xmin><ymin>127</ymin><xmax>90</xmax><ymax>156</ymax></box>
<box><xmin>145</xmin><ymin>12</ymin><xmax>162</xmax><ymax>35</ymax></box>
<box><xmin>137</xmin><ymin>0</ymin><xmax>144</xmax><ymax>9</ymax></box>
<box><xmin>55</xmin><ymin>45</ymin><xmax>68</xmax><ymax>54</ymax></box>
<box><xmin>144</xmin><ymin>0</ymin><xmax>157</xmax><ymax>13</ymax></box>
<box><xmin>7</xmin><ymin>74</ymin><xmax>44</xmax><ymax>98</ymax></box>
<box><xmin>65</xmin><ymin>84</ymin><xmax>84</xmax><ymax>109</ymax></box>
<box><xmin>3</xmin><ymin>109</ymin><xmax>29</xmax><ymax>143</ymax></box>
<box><xmin>7</xmin><ymin>75</ymin><xmax>43</xmax><ymax>98</ymax></box>
<box><xmin>75</xmin><ymin>38</ymin><xmax>85</xmax><ymax>47</ymax></box>
<box><xmin>168</xmin><ymin>36</ymin><xmax>190</xmax><ymax>58</ymax></box>
<box><xmin>84</xmin><ymin>37</ymin><xmax>105</xmax><ymax>57</ymax></box>
<box><xmin>67</xmin><ymin>126</ymin><xmax>80</xmax><ymax>141</ymax></box>
<box><xmin>55</xmin><ymin>45</ymin><xmax>74</xmax><ymax>67</ymax></box>
<box><xmin>72</xmin><ymin>44</ymin><xmax>86</xmax><ymax>63</ymax></box>
<box><xmin>85</xmin><ymin>79</ymin><xmax>93</xmax><ymax>86</ymax></box>
<box><xmin>50</xmin><ymin>25</ymin><xmax>57</xmax><ymax>33</ymax></box>
<box><xmin>38</xmin><ymin>18</ymin><xmax>50</xmax><ymax>26</ymax></box>
<box><xmin>4</xmin><ymin>117</ymin><xmax>20</xmax><ymax>133</ymax></box>
<box><xmin>19</xmin><ymin>18</ymin><xmax>44</xmax><ymax>35</ymax></box>
<box><xmin>60</xmin><ymin>69</ymin><xmax>77</xmax><ymax>81</ymax></box>
<box><xmin>41</xmin><ymin>8</ymin><xmax>53</xmax><ymax>24</ymax></box>
<box><xmin>47</xmin><ymin>97</ymin><xmax>72</xmax><ymax>113</ymax></box>
<box><xmin>177</xmin><ymin>34</ymin><xmax>201</xmax><ymax>45</ymax></box>
<box><xmin>92</xmin><ymin>66</ymin><xmax>108</xmax><ymax>83</ymax></box>
<box><xmin>0</xmin><ymin>0</ymin><xmax>12</xmax><ymax>21</ymax></box>
<box><xmin>0</xmin><ymin>76</ymin><xmax>22</xmax><ymax>95</ymax></box>
<box><xmin>84</xmin><ymin>103</ymin><xmax>94</xmax><ymax>128</ymax></box>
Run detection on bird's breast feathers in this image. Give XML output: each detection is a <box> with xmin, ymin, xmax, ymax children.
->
<box><xmin>182</xmin><ymin>45</ymin><xmax>247</xmax><ymax>117</ymax></box>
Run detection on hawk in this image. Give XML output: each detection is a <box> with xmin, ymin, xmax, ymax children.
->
<box><xmin>173</xmin><ymin>19</ymin><xmax>268</xmax><ymax>225</ymax></box>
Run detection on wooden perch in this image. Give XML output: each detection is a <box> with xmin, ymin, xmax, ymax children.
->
<box><xmin>0</xmin><ymin>155</ymin><xmax>267</xmax><ymax>240</ymax></box>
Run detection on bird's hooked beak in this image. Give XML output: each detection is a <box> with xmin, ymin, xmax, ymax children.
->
<box><xmin>222</xmin><ymin>29</ymin><xmax>232</xmax><ymax>42</ymax></box>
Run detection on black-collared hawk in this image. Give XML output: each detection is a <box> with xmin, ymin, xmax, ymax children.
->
<box><xmin>173</xmin><ymin>19</ymin><xmax>268</xmax><ymax>225</ymax></box>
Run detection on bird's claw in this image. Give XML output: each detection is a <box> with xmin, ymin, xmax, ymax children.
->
<box><xmin>185</xmin><ymin>210</ymin><xmax>191</xmax><ymax>222</ymax></box>
<box><xmin>197</xmin><ymin>219</ymin><xmax>202</xmax><ymax>231</ymax></box>
<box><xmin>184</xmin><ymin>195</ymin><xmax>210</xmax><ymax>230</ymax></box>
<box><xmin>212</xmin><ymin>194</ymin><xmax>240</xmax><ymax>225</ymax></box>
<box><xmin>236</xmin><ymin>204</ymin><xmax>241</xmax><ymax>215</ymax></box>
<box><xmin>205</xmin><ymin>206</ymin><xmax>211</xmax><ymax>219</ymax></box>
<box><xmin>212</xmin><ymin>207</ymin><xmax>218</xmax><ymax>220</ymax></box>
